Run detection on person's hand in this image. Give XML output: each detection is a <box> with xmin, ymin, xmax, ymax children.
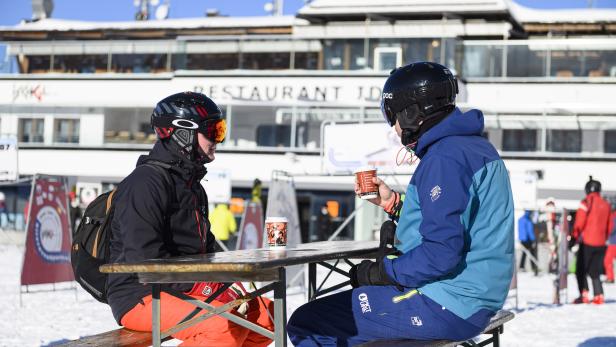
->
<box><xmin>354</xmin><ymin>176</ymin><xmax>394</xmax><ymax>208</ymax></box>
<box><xmin>378</xmin><ymin>221</ymin><xmax>401</xmax><ymax>261</ymax></box>
<box><xmin>186</xmin><ymin>282</ymin><xmax>250</xmax><ymax>316</ymax></box>
<box><xmin>349</xmin><ymin>260</ymin><xmax>401</xmax><ymax>289</ymax></box>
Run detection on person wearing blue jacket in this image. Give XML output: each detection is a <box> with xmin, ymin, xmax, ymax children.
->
<box><xmin>287</xmin><ymin>62</ymin><xmax>514</xmax><ymax>346</ymax></box>
<box><xmin>518</xmin><ymin>210</ymin><xmax>538</xmax><ymax>275</ymax></box>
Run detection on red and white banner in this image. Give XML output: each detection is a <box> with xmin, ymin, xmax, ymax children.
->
<box><xmin>21</xmin><ymin>175</ymin><xmax>74</xmax><ymax>286</ymax></box>
<box><xmin>236</xmin><ymin>201</ymin><xmax>264</xmax><ymax>250</ymax></box>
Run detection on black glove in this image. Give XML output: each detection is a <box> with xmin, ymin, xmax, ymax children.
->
<box><xmin>378</xmin><ymin>221</ymin><xmax>401</xmax><ymax>261</ymax></box>
<box><xmin>349</xmin><ymin>260</ymin><xmax>401</xmax><ymax>289</ymax></box>
<box><xmin>567</xmin><ymin>235</ymin><xmax>577</xmax><ymax>250</ymax></box>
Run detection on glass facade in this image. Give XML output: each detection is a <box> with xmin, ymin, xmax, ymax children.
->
<box><xmin>502</xmin><ymin>129</ymin><xmax>537</xmax><ymax>152</ymax></box>
<box><xmin>605</xmin><ymin>130</ymin><xmax>616</xmax><ymax>153</ymax></box>
<box><xmin>18</xmin><ymin>118</ymin><xmax>44</xmax><ymax>143</ymax></box>
<box><xmin>463</xmin><ymin>41</ymin><xmax>616</xmax><ymax>78</ymax></box>
<box><xmin>547</xmin><ymin>130</ymin><xmax>582</xmax><ymax>153</ymax></box>
<box><xmin>54</xmin><ymin>119</ymin><xmax>80</xmax><ymax>143</ymax></box>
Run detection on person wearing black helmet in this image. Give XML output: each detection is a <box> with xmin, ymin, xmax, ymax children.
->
<box><xmin>571</xmin><ymin>176</ymin><xmax>611</xmax><ymax>304</ymax></box>
<box><xmin>288</xmin><ymin>62</ymin><xmax>514</xmax><ymax>345</ymax></box>
<box><xmin>107</xmin><ymin>92</ymin><xmax>273</xmax><ymax>346</ymax></box>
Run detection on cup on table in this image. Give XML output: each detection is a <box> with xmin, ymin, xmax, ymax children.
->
<box><xmin>265</xmin><ymin>217</ymin><xmax>288</xmax><ymax>249</ymax></box>
<box><xmin>354</xmin><ymin>167</ymin><xmax>378</xmax><ymax>200</ymax></box>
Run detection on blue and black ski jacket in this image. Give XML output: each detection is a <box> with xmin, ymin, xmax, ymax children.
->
<box><xmin>383</xmin><ymin>107</ymin><xmax>514</xmax><ymax>328</ymax></box>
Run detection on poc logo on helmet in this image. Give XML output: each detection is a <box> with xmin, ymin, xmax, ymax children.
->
<box><xmin>171</xmin><ymin>119</ymin><xmax>199</xmax><ymax>129</ymax></box>
<box><xmin>382</xmin><ymin>92</ymin><xmax>393</xmax><ymax>99</ymax></box>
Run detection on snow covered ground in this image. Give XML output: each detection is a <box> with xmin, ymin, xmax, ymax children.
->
<box><xmin>1</xmin><ymin>240</ymin><xmax>615</xmax><ymax>347</ymax></box>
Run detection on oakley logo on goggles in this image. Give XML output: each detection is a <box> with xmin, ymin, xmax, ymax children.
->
<box><xmin>153</xmin><ymin>117</ymin><xmax>227</xmax><ymax>143</ymax></box>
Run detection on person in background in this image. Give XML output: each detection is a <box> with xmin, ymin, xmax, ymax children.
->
<box><xmin>604</xmin><ymin>199</ymin><xmax>616</xmax><ymax>284</ymax></box>
<box><xmin>315</xmin><ymin>203</ymin><xmax>332</xmax><ymax>241</ymax></box>
<box><xmin>518</xmin><ymin>210</ymin><xmax>538</xmax><ymax>276</ymax></box>
<box><xmin>0</xmin><ymin>191</ymin><xmax>12</xmax><ymax>229</ymax></box>
<box><xmin>251</xmin><ymin>178</ymin><xmax>263</xmax><ymax>204</ymax></box>
<box><xmin>210</xmin><ymin>202</ymin><xmax>238</xmax><ymax>250</ymax></box>
<box><xmin>571</xmin><ymin>176</ymin><xmax>611</xmax><ymax>304</ymax></box>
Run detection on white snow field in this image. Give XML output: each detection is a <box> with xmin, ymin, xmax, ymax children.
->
<box><xmin>1</xmin><ymin>241</ymin><xmax>615</xmax><ymax>347</ymax></box>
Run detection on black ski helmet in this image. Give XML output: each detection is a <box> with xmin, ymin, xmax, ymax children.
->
<box><xmin>585</xmin><ymin>176</ymin><xmax>601</xmax><ymax>194</ymax></box>
<box><xmin>151</xmin><ymin>91</ymin><xmax>226</xmax><ymax>163</ymax></box>
<box><xmin>381</xmin><ymin>62</ymin><xmax>458</xmax><ymax>146</ymax></box>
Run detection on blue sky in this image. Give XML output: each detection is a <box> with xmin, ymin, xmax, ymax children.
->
<box><xmin>1</xmin><ymin>0</ymin><xmax>616</xmax><ymax>26</ymax></box>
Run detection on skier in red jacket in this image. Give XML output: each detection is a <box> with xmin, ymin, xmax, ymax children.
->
<box><xmin>604</xmin><ymin>201</ymin><xmax>616</xmax><ymax>284</ymax></box>
<box><xmin>571</xmin><ymin>176</ymin><xmax>611</xmax><ymax>304</ymax></box>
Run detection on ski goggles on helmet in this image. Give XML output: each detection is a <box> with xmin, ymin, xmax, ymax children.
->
<box><xmin>198</xmin><ymin>118</ymin><xmax>227</xmax><ymax>143</ymax></box>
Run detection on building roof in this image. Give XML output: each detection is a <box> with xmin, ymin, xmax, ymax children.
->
<box><xmin>298</xmin><ymin>0</ymin><xmax>616</xmax><ymax>25</ymax></box>
<box><xmin>508</xmin><ymin>1</ymin><xmax>616</xmax><ymax>24</ymax></box>
<box><xmin>297</xmin><ymin>0</ymin><xmax>510</xmax><ymax>17</ymax></box>
<box><xmin>0</xmin><ymin>16</ymin><xmax>307</xmax><ymax>32</ymax></box>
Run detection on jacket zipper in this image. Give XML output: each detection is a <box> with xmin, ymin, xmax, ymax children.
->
<box><xmin>190</xmin><ymin>178</ymin><xmax>206</xmax><ymax>253</ymax></box>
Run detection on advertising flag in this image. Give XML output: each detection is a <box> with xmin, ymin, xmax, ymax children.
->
<box><xmin>236</xmin><ymin>201</ymin><xmax>264</xmax><ymax>250</ymax></box>
<box><xmin>21</xmin><ymin>175</ymin><xmax>74</xmax><ymax>285</ymax></box>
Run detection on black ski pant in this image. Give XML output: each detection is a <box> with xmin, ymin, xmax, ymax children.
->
<box><xmin>585</xmin><ymin>245</ymin><xmax>606</xmax><ymax>296</ymax></box>
<box><xmin>520</xmin><ymin>241</ymin><xmax>538</xmax><ymax>275</ymax></box>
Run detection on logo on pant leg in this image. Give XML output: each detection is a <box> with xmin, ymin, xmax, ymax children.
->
<box><xmin>411</xmin><ymin>316</ymin><xmax>423</xmax><ymax>326</ymax></box>
<box><xmin>358</xmin><ymin>293</ymin><xmax>372</xmax><ymax>313</ymax></box>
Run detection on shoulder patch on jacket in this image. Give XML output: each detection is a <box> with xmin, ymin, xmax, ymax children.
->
<box><xmin>430</xmin><ymin>185</ymin><xmax>442</xmax><ymax>202</ymax></box>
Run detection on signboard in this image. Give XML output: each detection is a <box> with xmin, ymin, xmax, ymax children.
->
<box><xmin>323</xmin><ymin>122</ymin><xmax>404</xmax><ymax>174</ymax></box>
<box><xmin>21</xmin><ymin>175</ymin><xmax>74</xmax><ymax>286</ymax></box>
<box><xmin>0</xmin><ymin>136</ymin><xmax>18</xmax><ymax>181</ymax></box>
<box><xmin>76</xmin><ymin>182</ymin><xmax>102</xmax><ymax>209</ymax></box>
<box><xmin>236</xmin><ymin>201</ymin><xmax>264</xmax><ymax>250</ymax></box>
<box><xmin>2</xmin><ymin>76</ymin><xmax>389</xmax><ymax>108</ymax></box>
<box><xmin>201</xmin><ymin>168</ymin><xmax>232</xmax><ymax>204</ymax></box>
<box><xmin>266</xmin><ymin>171</ymin><xmax>303</xmax><ymax>287</ymax></box>
<box><xmin>509</xmin><ymin>171</ymin><xmax>538</xmax><ymax>210</ymax></box>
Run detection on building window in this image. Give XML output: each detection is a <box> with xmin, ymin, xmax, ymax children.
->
<box><xmin>547</xmin><ymin>130</ymin><xmax>581</xmax><ymax>152</ymax></box>
<box><xmin>54</xmin><ymin>119</ymin><xmax>80</xmax><ymax>143</ymax></box>
<box><xmin>18</xmin><ymin>118</ymin><xmax>45</xmax><ymax>143</ymax></box>
<box><xmin>502</xmin><ymin>129</ymin><xmax>537</xmax><ymax>152</ymax></box>
<box><xmin>605</xmin><ymin>130</ymin><xmax>616</xmax><ymax>153</ymax></box>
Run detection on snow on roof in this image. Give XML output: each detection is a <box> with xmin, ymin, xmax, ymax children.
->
<box><xmin>297</xmin><ymin>0</ymin><xmax>510</xmax><ymax>16</ymax></box>
<box><xmin>508</xmin><ymin>1</ymin><xmax>616</xmax><ymax>24</ymax></box>
<box><xmin>298</xmin><ymin>0</ymin><xmax>616</xmax><ymax>25</ymax></box>
<box><xmin>0</xmin><ymin>16</ymin><xmax>308</xmax><ymax>32</ymax></box>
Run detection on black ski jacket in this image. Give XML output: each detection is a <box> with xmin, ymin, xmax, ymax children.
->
<box><xmin>107</xmin><ymin>141</ymin><xmax>219</xmax><ymax>324</ymax></box>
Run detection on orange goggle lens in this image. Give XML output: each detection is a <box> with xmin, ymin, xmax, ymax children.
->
<box><xmin>199</xmin><ymin>119</ymin><xmax>226</xmax><ymax>143</ymax></box>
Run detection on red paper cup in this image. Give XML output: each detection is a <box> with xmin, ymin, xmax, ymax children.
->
<box><xmin>265</xmin><ymin>217</ymin><xmax>288</xmax><ymax>249</ymax></box>
<box><xmin>355</xmin><ymin>167</ymin><xmax>378</xmax><ymax>200</ymax></box>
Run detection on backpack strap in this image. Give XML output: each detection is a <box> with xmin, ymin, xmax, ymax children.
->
<box><xmin>139</xmin><ymin>160</ymin><xmax>180</xmax><ymax>211</ymax></box>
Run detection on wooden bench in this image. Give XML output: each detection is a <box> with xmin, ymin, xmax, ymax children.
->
<box><xmin>357</xmin><ymin>310</ymin><xmax>514</xmax><ymax>347</ymax></box>
<box><xmin>58</xmin><ymin>328</ymin><xmax>162</xmax><ymax>347</ymax></box>
<box><xmin>62</xmin><ymin>310</ymin><xmax>513</xmax><ymax>346</ymax></box>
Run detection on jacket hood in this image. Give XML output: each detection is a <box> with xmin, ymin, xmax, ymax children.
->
<box><xmin>137</xmin><ymin>141</ymin><xmax>207</xmax><ymax>181</ymax></box>
<box><xmin>414</xmin><ymin>107</ymin><xmax>485</xmax><ymax>158</ymax></box>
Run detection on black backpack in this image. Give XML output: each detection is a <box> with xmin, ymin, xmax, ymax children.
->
<box><xmin>70</xmin><ymin>161</ymin><xmax>173</xmax><ymax>303</ymax></box>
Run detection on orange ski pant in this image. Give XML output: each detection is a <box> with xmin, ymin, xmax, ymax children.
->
<box><xmin>121</xmin><ymin>292</ymin><xmax>274</xmax><ymax>347</ymax></box>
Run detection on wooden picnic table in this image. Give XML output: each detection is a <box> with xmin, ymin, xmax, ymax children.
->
<box><xmin>100</xmin><ymin>240</ymin><xmax>380</xmax><ymax>347</ymax></box>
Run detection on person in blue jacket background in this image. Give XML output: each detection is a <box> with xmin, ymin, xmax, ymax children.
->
<box><xmin>518</xmin><ymin>210</ymin><xmax>538</xmax><ymax>275</ymax></box>
<box><xmin>287</xmin><ymin>62</ymin><xmax>514</xmax><ymax>346</ymax></box>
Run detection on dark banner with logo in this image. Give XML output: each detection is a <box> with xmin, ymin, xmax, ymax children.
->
<box><xmin>236</xmin><ymin>201</ymin><xmax>264</xmax><ymax>250</ymax></box>
<box><xmin>21</xmin><ymin>175</ymin><xmax>74</xmax><ymax>286</ymax></box>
